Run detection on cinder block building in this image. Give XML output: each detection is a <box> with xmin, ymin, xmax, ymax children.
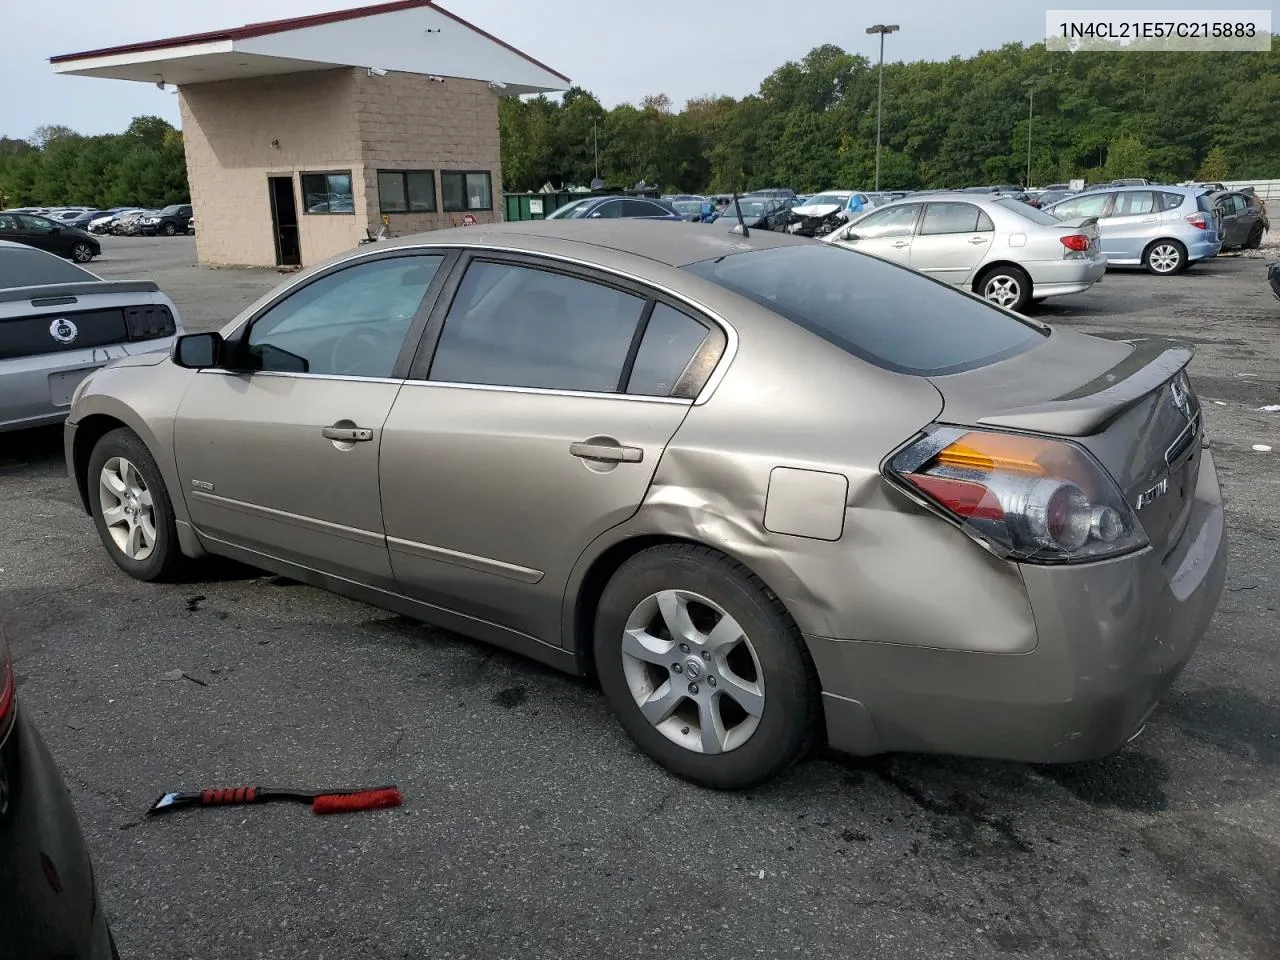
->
<box><xmin>51</xmin><ymin>0</ymin><xmax>568</xmax><ymax>267</ymax></box>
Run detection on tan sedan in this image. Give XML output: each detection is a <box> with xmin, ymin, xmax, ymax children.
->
<box><xmin>64</xmin><ymin>221</ymin><xmax>1225</xmax><ymax>789</ymax></box>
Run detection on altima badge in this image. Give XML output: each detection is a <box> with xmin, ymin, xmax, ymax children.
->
<box><xmin>49</xmin><ymin>318</ymin><xmax>78</xmax><ymax>344</ymax></box>
<box><xmin>191</xmin><ymin>479</ymin><xmax>215</xmax><ymax>492</ymax></box>
<box><xmin>1135</xmin><ymin>477</ymin><xmax>1169</xmax><ymax>510</ymax></box>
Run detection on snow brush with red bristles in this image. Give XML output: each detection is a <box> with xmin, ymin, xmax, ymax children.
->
<box><xmin>146</xmin><ymin>784</ymin><xmax>402</xmax><ymax>817</ymax></box>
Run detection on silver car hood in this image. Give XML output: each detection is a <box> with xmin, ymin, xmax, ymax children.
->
<box><xmin>791</xmin><ymin>202</ymin><xmax>843</xmax><ymax>218</ymax></box>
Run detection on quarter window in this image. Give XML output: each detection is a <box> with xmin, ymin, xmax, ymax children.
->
<box><xmin>442</xmin><ymin>171</ymin><xmax>493</xmax><ymax>212</ymax></box>
<box><xmin>626</xmin><ymin>303</ymin><xmax>711</xmax><ymax>397</ymax></box>
<box><xmin>920</xmin><ymin>203</ymin><xmax>986</xmax><ymax>235</ymax></box>
<box><xmin>378</xmin><ymin>171</ymin><xmax>437</xmax><ymax>213</ymax></box>
<box><xmin>300</xmin><ymin>172</ymin><xmax>355</xmax><ymax>215</ymax></box>
<box><xmin>850</xmin><ymin>204</ymin><xmax>921</xmax><ymax>238</ymax></box>
<box><xmin>245</xmin><ymin>255</ymin><xmax>442</xmax><ymax>377</ymax></box>
<box><xmin>429</xmin><ymin>261</ymin><xmax>646</xmax><ymax>393</ymax></box>
<box><xmin>1157</xmin><ymin>192</ymin><xmax>1185</xmax><ymax>212</ymax></box>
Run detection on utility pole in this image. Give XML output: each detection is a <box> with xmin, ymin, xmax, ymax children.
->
<box><xmin>593</xmin><ymin>120</ymin><xmax>599</xmax><ymax>181</ymax></box>
<box><xmin>1022</xmin><ymin>78</ymin><xmax>1035</xmax><ymax>188</ymax></box>
<box><xmin>866</xmin><ymin>24</ymin><xmax>899</xmax><ymax>192</ymax></box>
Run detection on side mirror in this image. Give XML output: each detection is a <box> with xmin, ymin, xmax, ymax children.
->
<box><xmin>841</xmin><ymin>229</ymin><xmax>859</xmax><ymax>241</ymax></box>
<box><xmin>589</xmin><ymin>211</ymin><xmax>603</xmax><ymax>218</ymax></box>
<box><xmin>172</xmin><ymin>332</ymin><xmax>223</xmax><ymax>369</ymax></box>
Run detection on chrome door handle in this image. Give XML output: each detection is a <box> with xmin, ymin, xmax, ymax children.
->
<box><xmin>891</xmin><ymin>240</ymin><xmax>910</xmax><ymax>248</ymax></box>
<box><xmin>570</xmin><ymin>441</ymin><xmax>643</xmax><ymax>463</ymax></box>
<box><xmin>1142</xmin><ymin>217</ymin><xmax>1158</xmax><ymax>223</ymax></box>
<box><xmin>968</xmin><ymin>237</ymin><xmax>988</xmax><ymax>244</ymax></box>
<box><xmin>322</xmin><ymin>425</ymin><xmax>373</xmax><ymax>442</ymax></box>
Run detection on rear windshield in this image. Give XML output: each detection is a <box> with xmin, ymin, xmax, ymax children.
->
<box><xmin>995</xmin><ymin>197</ymin><xmax>1062</xmax><ymax>226</ymax></box>
<box><xmin>682</xmin><ymin>244</ymin><xmax>1045</xmax><ymax>376</ymax></box>
<box><xmin>0</xmin><ymin>246</ymin><xmax>97</xmax><ymax>288</ymax></box>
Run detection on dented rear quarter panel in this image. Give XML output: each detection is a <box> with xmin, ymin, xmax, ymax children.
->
<box><xmin>563</xmin><ymin>289</ymin><xmax>1039</xmax><ymax>657</ymax></box>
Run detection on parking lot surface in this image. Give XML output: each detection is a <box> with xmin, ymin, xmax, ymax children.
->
<box><xmin>3</xmin><ymin>235</ymin><xmax>1278</xmax><ymax>959</ymax></box>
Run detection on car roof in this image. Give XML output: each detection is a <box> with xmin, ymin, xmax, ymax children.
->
<box><xmin>377</xmin><ymin>219</ymin><xmax>811</xmax><ymax>268</ymax></box>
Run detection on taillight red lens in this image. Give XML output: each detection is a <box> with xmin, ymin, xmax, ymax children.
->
<box><xmin>1185</xmin><ymin>213</ymin><xmax>1209</xmax><ymax>230</ymax></box>
<box><xmin>0</xmin><ymin>630</ymin><xmax>14</xmax><ymax>735</ymax></box>
<box><xmin>1060</xmin><ymin>234</ymin><xmax>1089</xmax><ymax>252</ymax></box>
<box><xmin>887</xmin><ymin>427</ymin><xmax>1147</xmax><ymax>563</ymax></box>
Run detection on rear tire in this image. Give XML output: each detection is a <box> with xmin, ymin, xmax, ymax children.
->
<box><xmin>1143</xmin><ymin>239</ymin><xmax>1186</xmax><ymax>275</ymax></box>
<box><xmin>976</xmin><ymin>264</ymin><xmax>1032</xmax><ymax>312</ymax></box>
<box><xmin>70</xmin><ymin>242</ymin><xmax>94</xmax><ymax>263</ymax></box>
<box><xmin>594</xmin><ymin>544</ymin><xmax>820</xmax><ymax>790</ymax></box>
<box><xmin>87</xmin><ymin>428</ymin><xmax>184</xmax><ymax>582</ymax></box>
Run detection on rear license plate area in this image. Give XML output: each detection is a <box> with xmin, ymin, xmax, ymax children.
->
<box><xmin>48</xmin><ymin>367</ymin><xmax>94</xmax><ymax>406</ymax></box>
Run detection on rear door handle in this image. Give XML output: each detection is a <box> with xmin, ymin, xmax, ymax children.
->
<box><xmin>322</xmin><ymin>425</ymin><xmax>373</xmax><ymax>442</ymax></box>
<box><xmin>1142</xmin><ymin>217</ymin><xmax>1158</xmax><ymax>223</ymax></box>
<box><xmin>891</xmin><ymin>240</ymin><xmax>910</xmax><ymax>248</ymax></box>
<box><xmin>570</xmin><ymin>441</ymin><xmax>643</xmax><ymax>463</ymax></box>
<box><xmin>968</xmin><ymin>237</ymin><xmax>988</xmax><ymax>244</ymax></box>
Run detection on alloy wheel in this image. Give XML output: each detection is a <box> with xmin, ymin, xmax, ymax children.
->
<box><xmin>1149</xmin><ymin>244</ymin><xmax>1181</xmax><ymax>273</ymax></box>
<box><xmin>620</xmin><ymin>589</ymin><xmax>765</xmax><ymax>754</ymax></box>
<box><xmin>72</xmin><ymin>243</ymin><xmax>93</xmax><ymax>263</ymax></box>
<box><xmin>98</xmin><ymin>457</ymin><xmax>157</xmax><ymax>561</ymax></box>
<box><xmin>983</xmin><ymin>275</ymin><xmax>1022</xmax><ymax>308</ymax></box>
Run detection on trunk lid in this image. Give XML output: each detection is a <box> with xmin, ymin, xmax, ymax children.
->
<box><xmin>928</xmin><ymin>331</ymin><xmax>1202</xmax><ymax>559</ymax></box>
<box><xmin>1052</xmin><ymin>215</ymin><xmax>1103</xmax><ymax>258</ymax></box>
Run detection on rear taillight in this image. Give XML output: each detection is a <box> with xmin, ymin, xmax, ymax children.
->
<box><xmin>1185</xmin><ymin>213</ymin><xmax>1209</xmax><ymax>230</ymax></box>
<box><xmin>1060</xmin><ymin>234</ymin><xmax>1090</xmax><ymax>256</ymax></box>
<box><xmin>125</xmin><ymin>305</ymin><xmax>176</xmax><ymax>341</ymax></box>
<box><xmin>0</xmin><ymin>630</ymin><xmax>14</xmax><ymax>738</ymax></box>
<box><xmin>886</xmin><ymin>427</ymin><xmax>1148</xmax><ymax>563</ymax></box>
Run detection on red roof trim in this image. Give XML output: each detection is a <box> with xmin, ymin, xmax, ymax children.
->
<box><xmin>49</xmin><ymin>0</ymin><xmax>571</xmax><ymax>83</ymax></box>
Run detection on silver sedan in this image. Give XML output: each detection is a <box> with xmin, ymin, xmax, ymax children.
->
<box><xmin>823</xmin><ymin>193</ymin><xmax>1107</xmax><ymax>311</ymax></box>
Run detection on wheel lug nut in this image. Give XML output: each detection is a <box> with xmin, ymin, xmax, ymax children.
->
<box><xmin>679</xmin><ymin>643</ymin><xmax>690</xmax><ymax>654</ymax></box>
<box><xmin>688</xmin><ymin>683</ymin><xmax>699</xmax><ymax>695</ymax></box>
<box><xmin>707</xmin><ymin>676</ymin><xmax>717</xmax><ymax>688</ymax></box>
<box><xmin>700</xmin><ymin>650</ymin><xmax>710</xmax><ymax>662</ymax></box>
<box><xmin>672</xmin><ymin>663</ymin><xmax>682</xmax><ymax>674</ymax></box>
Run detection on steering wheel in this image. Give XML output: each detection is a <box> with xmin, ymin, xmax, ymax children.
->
<box><xmin>330</xmin><ymin>326</ymin><xmax>393</xmax><ymax>377</ymax></box>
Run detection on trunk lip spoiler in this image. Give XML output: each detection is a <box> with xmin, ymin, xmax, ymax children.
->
<box><xmin>975</xmin><ymin>337</ymin><xmax>1194</xmax><ymax>437</ymax></box>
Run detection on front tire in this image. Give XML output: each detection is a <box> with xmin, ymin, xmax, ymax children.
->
<box><xmin>70</xmin><ymin>241</ymin><xmax>95</xmax><ymax>263</ymax></box>
<box><xmin>594</xmin><ymin>544</ymin><xmax>820</xmax><ymax>790</ymax></box>
<box><xmin>1144</xmin><ymin>239</ymin><xmax>1186</xmax><ymax>275</ymax></box>
<box><xmin>161</xmin><ymin>222</ymin><xmax>177</xmax><ymax>237</ymax></box>
<box><xmin>976</xmin><ymin>265</ymin><xmax>1032</xmax><ymax>312</ymax></box>
<box><xmin>87</xmin><ymin>428</ymin><xmax>184</xmax><ymax>582</ymax></box>
<box><xmin>1245</xmin><ymin>223</ymin><xmax>1264</xmax><ymax>250</ymax></box>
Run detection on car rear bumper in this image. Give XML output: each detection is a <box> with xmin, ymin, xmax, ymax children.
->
<box><xmin>1</xmin><ymin>341</ymin><xmax>174</xmax><ymax>433</ymax></box>
<box><xmin>0</xmin><ymin>711</ymin><xmax>114</xmax><ymax>960</ymax></box>
<box><xmin>1028</xmin><ymin>256</ymin><xmax>1107</xmax><ymax>299</ymax></box>
<box><xmin>1186</xmin><ymin>236</ymin><xmax>1222</xmax><ymax>261</ymax></box>
<box><xmin>809</xmin><ymin>446</ymin><xmax>1227</xmax><ymax>763</ymax></box>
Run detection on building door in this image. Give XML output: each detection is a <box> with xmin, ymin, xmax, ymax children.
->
<box><xmin>268</xmin><ymin>176</ymin><xmax>301</xmax><ymax>267</ymax></box>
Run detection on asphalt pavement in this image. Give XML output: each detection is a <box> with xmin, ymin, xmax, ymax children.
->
<box><xmin>1</xmin><ymin>235</ymin><xmax>1277</xmax><ymax>959</ymax></box>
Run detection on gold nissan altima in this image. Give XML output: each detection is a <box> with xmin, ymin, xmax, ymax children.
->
<box><xmin>64</xmin><ymin>220</ymin><xmax>1226</xmax><ymax>789</ymax></box>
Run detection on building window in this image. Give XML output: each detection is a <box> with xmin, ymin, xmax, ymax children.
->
<box><xmin>378</xmin><ymin>170</ymin><xmax>437</xmax><ymax>213</ymax></box>
<box><xmin>300</xmin><ymin>171</ymin><xmax>355</xmax><ymax>215</ymax></box>
<box><xmin>442</xmin><ymin>170</ymin><xmax>493</xmax><ymax>212</ymax></box>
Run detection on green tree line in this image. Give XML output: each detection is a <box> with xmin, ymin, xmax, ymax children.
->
<box><xmin>3</xmin><ymin>38</ymin><xmax>1276</xmax><ymax>206</ymax></box>
<box><xmin>0</xmin><ymin>116</ymin><xmax>188</xmax><ymax>208</ymax></box>
<box><xmin>501</xmin><ymin>38</ymin><xmax>1279</xmax><ymax>193</ymax></box>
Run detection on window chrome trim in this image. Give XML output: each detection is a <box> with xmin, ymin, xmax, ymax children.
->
<box><xmin>398</xmin><ymin>379</ymin><xmax>693</xmax><ymax>405</ymax></box>
<box><xmin>230</xmin><ymin>240</ymin><xmax>741</xmax><ymax>406</ymax></box>
<box><xmin>196</xmin><ymin>369</ymin><xmax>404</xmax><ymax>386</ymax></box>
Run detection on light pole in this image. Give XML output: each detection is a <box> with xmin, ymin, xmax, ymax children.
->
<box><xmin>866</xmin><ymin>23</ymin><xmax>899</xmax><ymax>191</ymax></box>
<box><xmin>1022</xmin><ymin>78</ymin><xmax>1035</xmax><ymax>188</ymax></box>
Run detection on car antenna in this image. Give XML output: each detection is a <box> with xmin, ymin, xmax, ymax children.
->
<box><xmin>728</xmin><ymin>191</ymin><xmax>750</xmax><ymax>238</ymax></box>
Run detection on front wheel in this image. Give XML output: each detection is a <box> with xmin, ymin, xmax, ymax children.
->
<box><xmin>1245</xmin><ymin>223</ymin><xmax>1264</xmax><ymax>250</ymax></box>
<box><xmin>70</xmin><ymin>242</ymin><xmax>95</xmax><ymax>263</ymax></box>
<box><xmin>87</xmin><ymin>428</ymin><xmax>184</xmax><ymax>581</ymax></box>
<box><xmin>594</xmin><ymin>544</ymin><xmax>820</xmax><ymax>790</ymax></box>
<box><xmin>1144</xmin><ymin>240</ymin><xmax>1186</xmax><ymax>275</ymax></box>
<box><xmin>976</xmin><ymin>265</ymin><xmax>1032</xmax><ymax>312</ymax></box>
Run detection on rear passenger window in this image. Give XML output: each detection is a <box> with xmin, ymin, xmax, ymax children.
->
<box><xmin>429</xmin><ymin>261</ymin><xmax>646</xmax><ymax>393</ymax></box>
<box><xmin>920</xmin><ymin>203</ymin><xmax>983</xmax><ymax>235</ymax></box>
<box><xmin>627</xmin><ymin>303</ymin><xmax>710</xmax><ymax>397</ymax></box>
<box><xmin>1115</xmin><ymin>191</ymin><xmax>1156</xmax><ymax>215</ymax></box>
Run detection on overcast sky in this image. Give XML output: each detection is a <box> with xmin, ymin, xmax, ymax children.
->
<box><xmin>2</xmin><ymin>0</ymin><xmax>1248</xmax><ymax>138</ymax></box>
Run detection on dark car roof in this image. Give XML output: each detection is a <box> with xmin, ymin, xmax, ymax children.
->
<box><xmin>387</xmin><ymin>219</ymin><xmax>810</xmax><ymax>268</ymax></box>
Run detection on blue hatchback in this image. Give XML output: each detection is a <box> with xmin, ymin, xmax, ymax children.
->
<box><xmin>1043</xmin><ymin>185</ymin><xmax>1221</xmax><ymax>275</ymax></box>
